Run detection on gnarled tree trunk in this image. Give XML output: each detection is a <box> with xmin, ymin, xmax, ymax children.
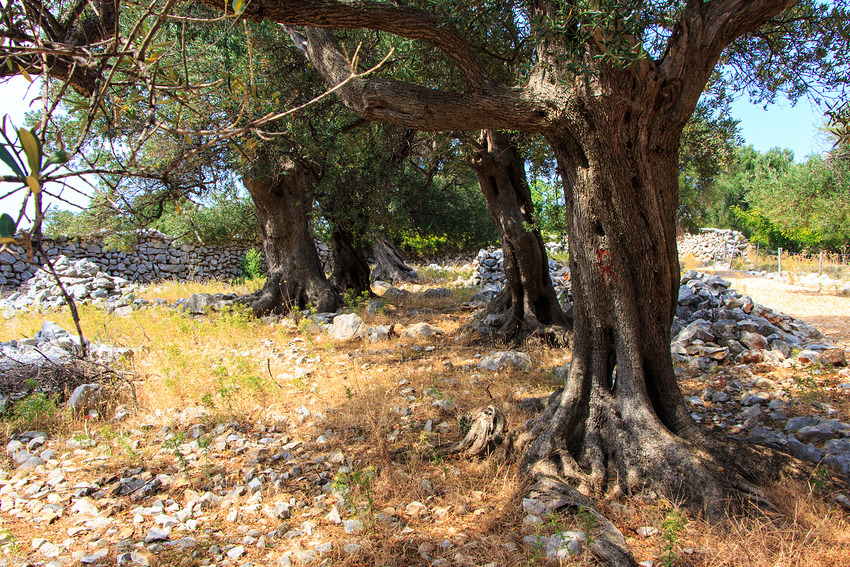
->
<box><xmin>370</xmin><ymin>236</ymin><xmax>418</xmax><ymax>284</ymax></box>
<box><xmin>243</xmin><ymin>157</ymin><xmax>339</xmax><ymax>316</ymax></box>
<box><xmin>470</xmin><ymin>130</ymin><xmax>569</xmax><ymax>342</ymax></box>
<box><xmin>519</xmin><ymin>90</ymin><xmax>795</xmax><ymax>525</ymax></box>
<box><xmin>330</xmin><ymin>224</ymin><xmax>372</xmax><ymax>296</ymax></box>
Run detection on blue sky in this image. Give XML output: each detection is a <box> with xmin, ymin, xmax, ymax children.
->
<box><xmin>730</xmin><ymin>97</ymin><xmax>831</xmax><ymax>161</ymax></box>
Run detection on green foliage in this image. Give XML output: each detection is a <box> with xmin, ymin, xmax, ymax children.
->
<box><xmin>576</xmin><ymin>507</ymin><xmax>597</xmax><ymax>543</ymax></box>
<box><xmin>678</xmin><ymin>103</ymin><xmax>742</xmax><ymax>231</ymax></box>
<box><xmin>8</xmin><ymin>393</ymin><xmax>58</xmax><ymax>432</ymax></box>
<box><xmin>0</xmin><ymin>138</ymin><xmax>25</xmax><ymax>179</ymax></box>
<box><xmin>809</xmin><ymin>464</ymin><xmax>830</xmax><ymax>492</ymax></box>
<box><xmin>458</xmin><ymin>415</ymin><xmax>471</xmax><ymax>437</ymax></box>
<box><xmin>155</xmin><ymin>197</ymin><xmax>259</xmax><ymax>244</ymax></box>
<box><xmin>719</xmin><ymin>146</ymin><xmax>850</xmax><ymax>251</ymax></box>
<box><xmin>0</xmin><ymin>213</ymin><xmax>14</xmax><ymax>238</ymax></box>
<box><xmin>342</xmin><ymin>289</ymin><xmax>371</xmax><ymax>313</ymax></box>
<box><xmin>827</xmin><ymin>101</ymin><xmax>850</xmax><ymax>160</ymax></box>
<box><xmin>163</xmin><ymin>431</ymin><xmax>189</xmax><ymax>470</ymax></box>
<box><xmin>400</xmin><ymin>233</ymin><xmax>450</xmax><ymax>256</ymax></box>
<box><xmin>661</xmin><ymin>508</ymin><xmax>687</xmax><ymax>567</ymax></box>
<box><xmin>730</xmin><ymin>206</ymin><xmax>803</xmax><ymax>250</ymax></box>
<box><xmin>529</xmin><ymin>179</ymin><xmax>568</xmax><ymax>239</ymax></box>
<box><xmin>390</xmin><ymin>172</ymin><xmax>500</xmax><ymax>256</ymax></box>
<box><xmin>744</xmin><ymin>155</ymin><xmax>850</xmax><ymax>251</ymax></box>
<box><xmin>333</xmin><ymin>466</ymin><xmax>377</xmax><ymax>517</ymax></box>
<box><xmin>239</xmin><ymin>248</ymin><xmax>265</xmax><ymax>281</ymax></box>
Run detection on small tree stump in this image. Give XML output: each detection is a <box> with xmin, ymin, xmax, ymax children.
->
<box><xmin>452</xmin><ymin>405</ymin><xmax>506</xmax><ymax>457</ymax></box>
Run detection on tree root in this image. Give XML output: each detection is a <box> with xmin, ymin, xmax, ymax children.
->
<box><xmin>239</xmin><ymin>275</ymin><xmax>339</xmax><ymax>317</ymax></box>
<box><xmin>461</xmin><ymin>289</ymin><xmax>571</xmax><ymax>346</ymax></box>
<box><xmin>455</xmin><ymin>392</ymin><xmax>832</xmax><ymax>567</ymax></box>
<box><xmin>529</xmin><ymin>474</ymin><xmax>637</xmax><ymax>567</ymax></box>
<box><xmin>454</xmin><ymin>404</ymin><xmax>637</xmax><ymax>565</ymax></box>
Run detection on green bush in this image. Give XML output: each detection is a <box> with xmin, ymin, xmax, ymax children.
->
<box><xmin>7</xmin><ymin>393</ymin><xmax>59</xmax><ymax>433</ymax></box>
<box><xmin>239</xmin><ymin>247</ymin><xmax>265</xmax><ymax>280</ymax></box>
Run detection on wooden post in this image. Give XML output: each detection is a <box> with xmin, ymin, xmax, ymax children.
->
<box><xmin>778</xmin><ymin>247</ymin><xmax>782</xmax><ymax>276</ymax></box>
<box><xmin>755</xmin><ymin>243</ymin><xmax>759</xmax><ymax>270</ymax></box>
<box><xmin>819</xmin><ymin>251</ymin><xmax>823</xmax><ymax>276</ymax></box>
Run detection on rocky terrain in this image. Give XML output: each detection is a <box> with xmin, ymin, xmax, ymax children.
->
<box><xmin>1</xmin><ymin>256</ymin><xmax>849</xmax><ymax>566</ymax></box>
<box><xmin>2</xmin><ymin>318</ymin><xmax>848</xmax><ymax>566</ymax></box>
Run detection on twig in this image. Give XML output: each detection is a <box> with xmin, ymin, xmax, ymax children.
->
<box><xmin>33</xmin><ymin>240</ymin><xmax>88</xmax><ymax>358</ymax></box>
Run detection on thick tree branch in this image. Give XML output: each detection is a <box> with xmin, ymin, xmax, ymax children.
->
<box><xmin>296</xmin><ymin>27</ymin><xmax>551</xmax><ymax>132</ymax></box>
<box><xmin>0</xmin><ymin>0</ymin><xmax>122</xmax><ymax>95</ymax></box>
<box><xmin>659</xmin><ymin>0</ymin><xmax>797</xmax><ymax>123</ymax></box>
<box><xmin>200</xmin><ymin>0</ymin><xmax>495</xmax><ymax>89</ymax></box>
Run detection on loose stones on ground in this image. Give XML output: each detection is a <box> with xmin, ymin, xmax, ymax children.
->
<box><xmin>1</xmin><ymin>256</ymin><xmax>138</xmax><ymax>312</ymax></box>
<box><xmin>672</xmin><ymin>271</ymin><xmax>848</xmax><ymax>372</ymax></box>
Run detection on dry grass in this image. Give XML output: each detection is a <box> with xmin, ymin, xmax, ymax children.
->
<box><xmin>681</xmin><ymin>253</ymin><xmax>702</xmax><ymax>273</ymax></box>
<box><xmin>739</xmin><ymin>249</ymin><xmax>850</xmax><ymax>283</ymax></box>
<box><xmin>2</xmin><ymin>273</ymin><xmax>849</xmax><ymax>566</ymax></box>
<box><xmin>138</xmin><ymin>276</ymin><xmax>264</xmax><ymax>302</ymax></box>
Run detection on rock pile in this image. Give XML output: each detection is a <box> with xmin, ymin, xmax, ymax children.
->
<box><xmin>672</xmin><ymin>270</ymin><xmax>846</xmax><ymax>371</ymax></box>
<box><xmin>1</xmin><ymin>256</ymin><xmax>137</xmax><ymax>311</ymax></box>
<box><xmin>0</xmin><ymin>321</ymin><xmax>88</xmax><ymax>372</ymax></box>
<box><xmin>678</xmin><ymin>228</ymin><xmax>749</xmax><ymax>265</ymax></box>
<box><xmin>669</xmin><ymin>271</ymin><xmax>850</xmax><ymax>477</ymax></box>
<box><xmin>470</xmin><ymin>247</ymin><xmax>571</xmax><ymax>301</ymax></box>
<box><xmin>470</xmin><ymin>248</ymin><xmax>505</xmax><ymax>287</ymax></box>
<box><xmin>0</xmin><ymin>321</ymin><xmax>133</xmax><ymax>418</ymax></box>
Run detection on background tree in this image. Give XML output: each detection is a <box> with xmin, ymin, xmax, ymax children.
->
<box><xmin>724</xmin><ymin>146</ymin><xmax>850</xmax><ymax>251</ymax></box>
<box><xmin>467</xmin><ymin>130</ymin><xmax>569</xmax><ymax>339</ymax></box>
<box><xmin>677</xmin><ymin>102</ymin><xmax>742</xmax><ymax>231</ymax></box>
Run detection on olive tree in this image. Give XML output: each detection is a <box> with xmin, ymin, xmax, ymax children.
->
<box><xmin>190</xmin><ymin>0</ymin><xmax>849</xmax><ymax>562</ymax></box>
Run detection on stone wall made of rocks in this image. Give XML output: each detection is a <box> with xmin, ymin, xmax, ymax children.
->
<box><xmin>0</xmin><ymin>232</ymin><xmax>333</xmax><ymax>288</ymax></box>
<box><xmin>469</xmin><ymin>246</ymin><xmax>571</xmax><ymax>300</ymax></box>
<box><xmin>678</xmin><ymin>228</ymin><xmax>749</xmax><ymax>265</ymax></box>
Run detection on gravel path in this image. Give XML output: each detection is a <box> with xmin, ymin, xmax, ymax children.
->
<box><xmin>712</xmin><ymin>269</ymin><xmax>850</xmax><ymax>346</ymax></box>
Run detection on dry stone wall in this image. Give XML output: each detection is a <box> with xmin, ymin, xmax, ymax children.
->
<box><xmin>0</xmin><ymin>231</ymin><xmax>334</xmax><ymax>289</ymax></box>
<box><xmin>678</xmin><ymin>228</ymin><xmax>749</xmax><ymax>265</ymax></box>
<box><xmin>0</xmin><ymin>231</ymin><xmax>261</xmax><ymax>288</ymax></box>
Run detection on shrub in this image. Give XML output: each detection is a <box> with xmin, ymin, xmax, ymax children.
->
<box><xmin>7</xmin><ymin>393</ymin><xmax>59</xmax><ymax>433</ymax></box>
<box><xmin>239</xmin><ymin>248</ymin><xmax>265</xmax><ymax>281</ymax></box>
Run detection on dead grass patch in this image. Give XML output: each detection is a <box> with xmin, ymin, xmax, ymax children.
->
<box><xmin>2</xmin><ymin>269</ymin><xmax>849</xmax><ymax>566</ymax></box>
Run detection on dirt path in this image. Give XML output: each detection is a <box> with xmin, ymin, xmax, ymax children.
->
<box><xmin>711</xmin><ymin>269</ymin><xmax>850</xmax><ymax>346</ymax></box>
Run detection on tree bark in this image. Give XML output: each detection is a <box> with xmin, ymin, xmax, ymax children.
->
<box><xmin>370</xmin><ymin>237</ymin><xmax>419</xmax><ymax>284</ymax></box>
<box><xmin>469</xmin><ymin>130</ymin><xmax>569</xmax><ymax>342</ymax></box>
<box><xmin>519</xmin><ymin>87</ymin><xmax>796</xmax><ymax>522</ymax></box>
<box><xmin>4</xmin><ymin>0</ymin><xmax>123</xmax><ymax>95</ymax></box>
<box><xmin>329</xmin><ymin>224</ymin><xmax>372</xmax><ymax>297</ymax></box>
<box><xmin>242</xmin><ymin>157</ymin><xmax>339</xmax><ymax>316</ymax></box>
